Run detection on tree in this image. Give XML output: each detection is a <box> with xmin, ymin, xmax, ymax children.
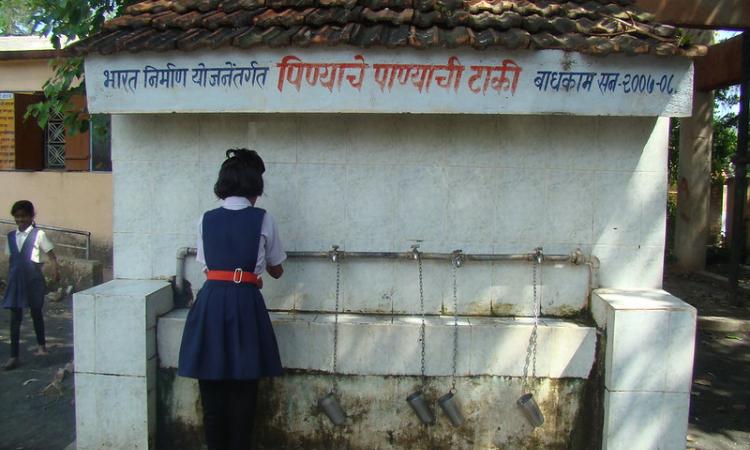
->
<box><xmin>24</xmin><ymin>1</ymin><xmax>134</xmax><ymax>133</ymax></box>
<box><xmin>0</xmin><ymin>0</ymin><xmax>35</xmax><ymax>35</ymax></box>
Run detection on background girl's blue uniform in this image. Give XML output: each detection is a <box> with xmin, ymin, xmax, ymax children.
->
<box><xmin>178</xmin><ymin>206</ymin><xmax>283</xmax><ymax>380</ymax></box>
<box><xmin>3</xmin><ymin>229</ymin><xmax>45</xmax><ymax>310</ymax></box>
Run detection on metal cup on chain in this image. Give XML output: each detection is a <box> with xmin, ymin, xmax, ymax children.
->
<box><xmin>406</xmin><ymin>245</ymin><xmax>436</xmax><ymax>425</ymax></box>
<box><xmin>517</xmin><ymin>247</ymin><xmax>545</xmax><ymax>428</ymax></box>
<box><xmin>319</xmin><ymin>245</ymin><xmax>347</xmax><ymax>426</ymax></box>
<box><xmin>438</xmin><ymin>250</ymin><xmax>466</xmax><ymax>427</ymax></box>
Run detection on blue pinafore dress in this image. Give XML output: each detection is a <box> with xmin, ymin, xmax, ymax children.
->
<box><xmin>3</xmin><ymin>229</ymin><xmax>45</xmax><ymax>310</ymax></box>
<box><xmin>178</xmin><ymin>207</ymin><xmax>283</xmax><ymax>380</ymax></box>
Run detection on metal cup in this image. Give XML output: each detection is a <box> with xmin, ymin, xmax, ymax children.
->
<box><xmin>517</xmin><ymin>393</ymin><xmax>545</xmax><ymax>428</ymax></box>
<box><xmin>438</xmin><ymin>392</ymin><xmax>465</xmax><ymax>427</ymax></box>
<box><xmin>319</xmin><ymin>392</ymin><xmax>347</xmax><ymax>426</ymax></box>
<box><xmin>407</xmin><ymin>390</ymin><xmax>436</xmax><ymax>425</ymax></box>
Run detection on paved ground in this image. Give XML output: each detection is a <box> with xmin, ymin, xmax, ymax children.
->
<box><xmin>664</xmin><ymin>270</ymin><xmax>750</xmax><ymax>450</ymax></box>
<box><xmin>0</xmin><ymin>271</ymin><xmax>747</xmax><ymax>449</ymax></box>
<box><xmin>0</xmin><ymin>296</ymin><xmax>75</xmax><ymax>450</ymax></box>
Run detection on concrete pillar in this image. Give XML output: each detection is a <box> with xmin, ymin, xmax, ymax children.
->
<box><xmin>674</xmin><ymin>89</ymin><xmax>714</xmax><ymax>270</ymax></box>
<box><xmin>592</xmin><ymin>289</ymin><xmax>697</xmax><ymax>450</ymax></box>
<box><xmin>73</xmin><ymin>280</ymin><xmax>173</xmax><ymax>450</ymax></box>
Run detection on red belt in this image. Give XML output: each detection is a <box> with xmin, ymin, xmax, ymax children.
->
<box><xmin>206</xmin><ymin>269</ymin><xmax>260</xmax><ymax>285</ymax></box>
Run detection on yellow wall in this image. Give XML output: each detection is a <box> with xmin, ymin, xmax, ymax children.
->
<box><xmin>0</xmin><ymin>59</ymin><xmax>55</xmax><ymax>92</ymax></box>
<box><xmin>0</xmin><ymin>171</ymin><xmax>112</xmax><ymax>256</ymax></box>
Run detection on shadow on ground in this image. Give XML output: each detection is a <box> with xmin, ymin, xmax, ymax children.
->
<box><xmin>664</xmin><ymin>270</ymin><xmax>750</xmax><ymax>450</ymax></box>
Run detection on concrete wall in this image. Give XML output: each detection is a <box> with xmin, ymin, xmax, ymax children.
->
<box><xmin>0</xmin><ymin>171</ymin><xmax>113</xmax><ymax>263</ymax></box>
<box><xmin>0</xmin><ymin>59</ymin><xmax>55</xmax><ymax>92</ymax></box>
<box><xmin>83</xmin><ymin>112</ymin><xmax>680</xmax><ymax>449</ymax></box>
<box><xmin>112</xmin><ymin>113</ymin><xmax>669</xmax><ymax>300</ymax></box>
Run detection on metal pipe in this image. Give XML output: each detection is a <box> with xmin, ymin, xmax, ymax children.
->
<box><xmin>0</xmin><ymin>218</ymin><xmax>92</xmax><ymax>259</ymax></box>
<box><xmin>175</xmin><ymin>247</ymin><xmax>197</xmax><ymax>294</ymax></box>
<box><xmin>175</xmin><ymin>246</ymin><xmax>599</xmax><ymax>291</ymax></box>
<box><xmin>284</xmin><ymin>250</ymin><xmax>589</xmax><ymax>263</ymax></box>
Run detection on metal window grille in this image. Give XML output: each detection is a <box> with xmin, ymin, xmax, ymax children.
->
<box><xmin>45</xmin><ymin>110</ymin><xmax>66</xmax><ymax>168</ymax></box>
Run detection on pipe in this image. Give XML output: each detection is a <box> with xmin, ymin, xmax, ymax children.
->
<box><xmin>175</xmin><ymin>246</ymin><xmax>600</xmax><ymax>293</ymax></box>
<box><xmin>175</xmin><ymin>247</ymin><xmax>197</xmax><ymax>294</ymax></box>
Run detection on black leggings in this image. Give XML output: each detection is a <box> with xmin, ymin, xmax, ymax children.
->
<box><xmin>9</xmin><ymin>307</ymin><xmax>46</xmax><ymax>358</ymax></box>
<box><xmin>199</xmin><ymin>379</ymin><xmax>259</xmax><ymax>450</ymax></box>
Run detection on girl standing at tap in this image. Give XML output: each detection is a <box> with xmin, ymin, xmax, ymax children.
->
<box><xmin>3</xmin><ymin>200</ymin><xmax>59</xmax><ymax>370</ymax></box>
<box><xmin>178</xmin><ymin>149</ymin><xmax>285</xmax><ymax>450</ymax></box>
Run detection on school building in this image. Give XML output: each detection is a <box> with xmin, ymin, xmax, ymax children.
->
<box><xmin>0</xmin><ymin>36</ymin><xmax>113</xmax><ymax>276</ymax></box>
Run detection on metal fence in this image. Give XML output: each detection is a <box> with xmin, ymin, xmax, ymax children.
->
<box><xmin>0</xmin><ymin>219</ymin><xmax>91</xmax><ymax>260</ymax></box>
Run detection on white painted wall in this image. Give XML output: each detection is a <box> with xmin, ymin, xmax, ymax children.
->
<box><xmin>112</xmin><ymin>113</ymin><xmax>669</xmax><ymax>315</ymax></box>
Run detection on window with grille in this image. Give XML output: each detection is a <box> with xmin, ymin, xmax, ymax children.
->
<box><xmin>45</xmin><ymin>110</ymin><xmax>66</xmax><ymax>169</ymax></box>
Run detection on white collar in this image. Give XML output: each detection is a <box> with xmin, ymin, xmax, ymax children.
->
<box><xmin>221</xmin><ymin>196</ymin><xmax>253</xmax><ymax>210</ymax></box>
<box><xmin>16</xmin><ymin>226</ymin><xmax>33</xmax><ymax>235</ymax></box>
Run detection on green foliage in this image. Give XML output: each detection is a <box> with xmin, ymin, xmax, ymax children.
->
<box><xmin>668</xmin><ymin>86</ymin><xmax>740</xmax><ymax>186</ymax></box>
<box><xmin>712</xmin><ymin>86</ymin><xmax>740</xmax><ymax>182</ymax></box>
<box><xmin>0</xmin><ymin>0</ymin><xmax>35</xmax><ymax>35</ymax></box>
<box><xmin>23</xmin><ymin>1</ymin><xmax>132</xmax><ymax>132</ymax></box>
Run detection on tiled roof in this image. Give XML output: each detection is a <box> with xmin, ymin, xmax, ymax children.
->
<box><xmin>72</xmin><ymin>0</ymin><xmax>706</xmax><ymax>56</ymax></box>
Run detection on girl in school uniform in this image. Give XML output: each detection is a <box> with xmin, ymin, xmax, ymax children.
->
<box><xmin>178</xmin><ymin>149</ymin><xmax>285</xmax><ymax>450</ymax></box>
<box><xmin>3</xmin><ymin>200</ymin><xmax>59</xmax><ymax>370</ymax></box>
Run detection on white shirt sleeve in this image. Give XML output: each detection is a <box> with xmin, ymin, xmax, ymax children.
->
<box><xmin>196</xmin><ymin>215</ymin><xmax>206</xmax><ymax>267</ymax></box>
<box><xmin>262</xmin><ymin>213</ymin><xmax>286</xmax><ymax>267</ymax></box>
<box><xmin>37</xmin><ymin>229</ymin><xmax>54</xmax><ymax>254</ymax></box>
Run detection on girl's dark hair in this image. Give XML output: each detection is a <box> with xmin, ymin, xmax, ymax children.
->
<box><xmin>213</xmin><ymin>149</ymin><xmax>265</xmax><ymax>200</ymax></box>
<box><xmin>10</xmin><ymin>200</ymin><xmax>34</xmax><ymax>216</ymax></box>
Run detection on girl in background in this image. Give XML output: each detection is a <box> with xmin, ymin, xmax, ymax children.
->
<box><xmin>3</xmin><ymin>200</ymin><xmax>59</xmax><ymax>370</ymax></box>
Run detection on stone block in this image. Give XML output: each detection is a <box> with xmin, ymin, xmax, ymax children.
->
<box><xmin>157</xmin><ymin>309</ymin><xmax>187</xmax><ymax>369</ymax></box>
<box><xmin>603</xmin><ymin>389</ymin><xmax>690</xmax><ymax>450</ymax></box>
<box><xmin>445</xmin><ymin>167</ymin><xmax>498</xmax><ymax>244</ymax></box>
<box><xmin>593</xmin><ymin>288</ymin><xmax>697</xmax><ymax>393</ymax></box>
<box><xmin>73</xmin><ymin>291</ymin><xmax>96</xmax><ymax>373</ymax></box>
<box><xmin>394</xmin><ymin>165</ymin><xmax>447</xmax><ymax>244</ymax></box>
<box><xmin>341</xmin><ymin>259</ymin><xmax>395</xmax><ymax>314</ymax></box>
<box><xmin>113</xmin><ymin>232</ymin><xmax>153</xmax><ymax>279</ymax></box>
<box><xmin>295</xmin><ymin>164</ymin><xmax>348</xmax><ymax>247</ymax></box>
<box><xmin>391</xmin><ymin>259</ymin><xmax>446</xmax><ymax>315</ymax></box>
<box><xmin>75</xmin><ymin>372</ymin><xmax>151</xmax><ymax>450</ymax></box>
<box><xmin>277</xmin><ymin>312</ymin><xmax>332</xmax><ymax>371</ymax></box>
<box><xmin>112</xmin><ymin>160</ymin><xmax>154</xmax><ymax>233</ymax></box>
<box><xmin>344</xmin><ymin>165</ymin><xmax>397</xmax><ymax>251</ymax></box>
<box><xmin>260</xmin><ymin>261</ymin><xmax>298</xmax><ymax>310</ymax></box>
<box><xmin>593</xmin><ymin>171</ymin><xmax>641</xmax><ymax>246</ymax></box>
<box><xmin>544</xmin><ymin>169</ymin><xmax>595</xmax><ymax>245</ymax></box>
<box><xmin>336</xmin><ymin>315</ymin><xmax>421</xmax><ymax>375</ymax></box>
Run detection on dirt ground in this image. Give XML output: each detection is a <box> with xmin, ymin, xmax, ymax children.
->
<box><xmin>0</xmin><ymin>295</ymin><xmax>75</xmax><ymax>450</ymax></box>
<box><xmin>663</xmin><ymin>269</ymin><xmax>750</xmax><ymax>450</ymax></box>
<box><xmin>0</xmin><ymin>270</ymin><xmax>747</xmax><ymax>450</ymax></box>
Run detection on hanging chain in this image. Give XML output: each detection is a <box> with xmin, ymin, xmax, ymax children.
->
<box><xmin>450</xmin><ymin>250</ymin><xmax>464</xmax><ymax>393</ymax></box>
<box><xmin>331</xmin><ymin>246</ymin><xmax>341</xmax><ymax>395</ymax></box>
<box><xmin>522</xmin><ymin>247</ymin><xmax>543</xmax><ymax>393</ymax></box>
<box><xmin>417</xmin><ymin>248</ymin><xmax>427</xmax><ymax>387</ymax></box>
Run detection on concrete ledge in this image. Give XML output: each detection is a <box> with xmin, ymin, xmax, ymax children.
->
<box><xmin>158</xmin><ymin>310</ymin><xmax>596</xmax><ymax>379</ymax></box>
